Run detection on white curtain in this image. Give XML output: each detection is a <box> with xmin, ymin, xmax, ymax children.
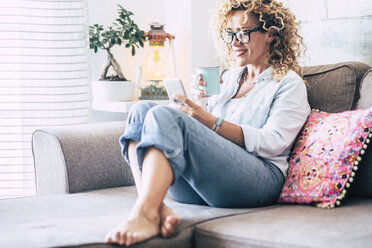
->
<box><xmin>0</xmin><ymin>0</ymin><xmax>90</xmax><ymax>198</ymax></box>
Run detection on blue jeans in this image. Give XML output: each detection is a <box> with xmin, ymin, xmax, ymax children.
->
<box><xmin>120</xmin><ymin>101</ymin><xmax>285</xmax><ymax>208</ymax></box>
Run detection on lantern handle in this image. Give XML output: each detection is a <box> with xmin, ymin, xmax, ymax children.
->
<box><xmin>168</xmin><ymin>38</ymin><xmax>176</xmax><ymax>77</ymax></box>
<box><xmin>134</xmin><ymin>46</ymin><xmax>143</xmax><ymax>90</ymax></box>
<box><xmin>166</xmin><ymin>33</ymin><xmax>175</xmax><ymax>40</ymax></box>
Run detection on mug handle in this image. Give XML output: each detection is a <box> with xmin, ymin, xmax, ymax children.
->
<box><xmin>193</xmin><ymin>73</ymin><xmax>206</xmax><ymax>92</ymax></box>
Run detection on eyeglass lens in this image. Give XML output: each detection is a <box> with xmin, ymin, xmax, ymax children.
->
<box><xmin>223</xmin><ymin>31</ymin><xmax>250</xmax><ymax>44</ymax></box>
<box><xmin>222</xmin><ymin>27</ymin><xmax>262</xmax><ymax>44</ymax></box>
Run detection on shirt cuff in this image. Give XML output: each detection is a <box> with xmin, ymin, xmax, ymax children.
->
<box><xmin>240</xmin><ymin>124</ymin><xmax>259</xmax><ymax>155</ymax></box>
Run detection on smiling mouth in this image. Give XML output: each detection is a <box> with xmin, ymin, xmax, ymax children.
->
<box><xmin>234</xmin><ymin>50</ymin><xmax>247</xmax><ymax>57</ymax></box>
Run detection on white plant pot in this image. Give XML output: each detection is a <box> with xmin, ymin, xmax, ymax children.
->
<box><xmin>91</xmin><ymin>80</ymin><xmax>135</xmax><ymax>101</ymax></box>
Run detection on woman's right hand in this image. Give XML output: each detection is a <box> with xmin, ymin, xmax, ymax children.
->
<box><xmin>191</xmin><ymin>75</ymin><xmax>209</xmax><ymax>109</ymax></box>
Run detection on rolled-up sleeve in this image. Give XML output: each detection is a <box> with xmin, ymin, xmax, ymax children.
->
<box><xmin>241</xmin><ymin>78</ymin><xmax>311</xmax><ymax>158</ymax></box>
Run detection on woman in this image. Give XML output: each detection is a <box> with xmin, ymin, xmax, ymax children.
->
<box><xmin>105</xmin><ymin>0</ymin><xmax>310</xmax><ymax>246</ymax></box>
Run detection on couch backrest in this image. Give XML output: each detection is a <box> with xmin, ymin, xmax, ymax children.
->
<box><xmin>303</xmin><ymin>61</ymin><xmax>371</xmax><ymax>113</ymax></box>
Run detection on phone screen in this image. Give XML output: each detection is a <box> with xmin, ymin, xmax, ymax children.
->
<box><xmin>163</xmin><ymin>78</ymin><xmax>186</xmax><ymax>103</ymax></box>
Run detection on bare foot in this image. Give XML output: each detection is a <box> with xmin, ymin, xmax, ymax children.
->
<box><xmin>105</xmin><ymin>206</ymin><xmax>160</xmax><ymax>246</ymax></box>
<box><xmin>160</xmin><ymin>204</ymin><xmax>181</xmax><ymax>238</ymax></box>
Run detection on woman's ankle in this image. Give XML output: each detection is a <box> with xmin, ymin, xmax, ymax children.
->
<box><xmin>130</xmin><ymin>200</ymin><xmax>161</xmax><ymax>222</ymax></box>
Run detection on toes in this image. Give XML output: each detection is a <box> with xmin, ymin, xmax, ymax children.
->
<box><xmin>161</xmin><ymin>225</ymin><xmax>170</xmax><ymax>238</ymax></box>
<box><xmin>125</xmin><ymin>231</ymin><xmax>133</xmax><ymax>246</ymax></box>
<box><xmin>117</xmin><ymin>232</ymin><xmax>125</xmax><ymax>246</ymax></box>
<box><xmin>104</xmin><ymin>234</ymin><xmax>112</xmax><ymax>243</ymax></box>
<box><xmin>160</xmin><ymin>220</ymin><xmax>172</xmax><ymax>237</ymax></box>
<box><xmin>104</xmin><ymin>231</ymin><xmax>111</xmax><ymax>243</ymax></box>
<box><xmin>161</xmin><ymin>216</ymin><xmax>179</xmax><ymax>238</ymax></box>
<box><xmin>106</xmin><ymin>214</ymin><xmax>161</xmax><ymax>246</ymax></box>
<box><xmin>105</xmin><ymin>230</ymin><xmax>122</xmax><ymax>245</ymax></box>
<box><xmin>168</xmin><ymin>216</ymin><xmax>180</xmax><ymax>225</ymax></box>
<box><xmin>164</xmin><ymin>221</ymin><xmax>175</xmax><ymax>236</ymax></box>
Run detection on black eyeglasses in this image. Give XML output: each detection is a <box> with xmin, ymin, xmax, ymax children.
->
<box><xmin>221</xmin><ymin>27</ymin><xmax>263</xmax><ymax>44</ymax></box>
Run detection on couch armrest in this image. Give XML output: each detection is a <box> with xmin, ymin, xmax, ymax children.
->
<box><xmin>357</xmin><ymin>68</ymin><xmax>372</xmax><ymax>110</ymax></box>
<box><xmin>32</xmin><ymin>121</ymin><xmax>134</xmax><ymax>195</ymax></box>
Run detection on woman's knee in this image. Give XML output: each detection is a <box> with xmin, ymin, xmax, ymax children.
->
<box><xmin>127</xmin><ymin>101</ymin><xmax>157</xmax><ymax>123</ymax></box>
<box><xmin>144</xmin><ymin>105</ymin><xmax>173</xmax><ymax>124</ymax></box>
<box><xmin>145</xmin><ymin>105</ymin><xmax>187</xmax><ymax>126</ymax></box>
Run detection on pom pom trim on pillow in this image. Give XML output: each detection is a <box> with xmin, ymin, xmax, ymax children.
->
<box><xmin>278</xmin><ymin>108</ymin><xmax>372</xmax><ymax>209</ymax></box>
<box><xmin>335</xmin><ymin>130</ymin><xmax>371</xmax><ymax>207</ymax></box>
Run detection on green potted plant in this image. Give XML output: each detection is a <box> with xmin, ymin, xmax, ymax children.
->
<box><xmin>89</xmin><ymin>4</ymin><xmax>145</xmax><ymax>101</ymax></box>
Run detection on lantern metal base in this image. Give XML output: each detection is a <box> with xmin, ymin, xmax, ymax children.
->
<box><xmin>139</xmin><ymin>84</ymin><xmax>169</xmax><ymax>100</ymax></box>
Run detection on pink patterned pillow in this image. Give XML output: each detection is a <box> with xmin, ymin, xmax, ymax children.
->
<box><xmin>278</xmin><ymin>108</ymin><xmax>372</xmax><ymax>208</ymax></box>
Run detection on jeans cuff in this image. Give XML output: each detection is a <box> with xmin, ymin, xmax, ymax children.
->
<box><xmin>119</xmin><ymin>122</ymin><xmax>144</xmax><ymax>165</ymax></box>
<box><xmin>135</xmin><ymin>135</ymin><xmax>185</xmax><ymax>185</ymax></box>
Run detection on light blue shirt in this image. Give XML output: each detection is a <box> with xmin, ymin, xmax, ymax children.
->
<box><xmin>207</xmin><ymin>67</ymin><xmax>311</xmax><ymax>177</ymax></box>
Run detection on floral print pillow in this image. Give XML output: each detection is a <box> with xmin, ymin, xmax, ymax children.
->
<box><xmin>278</xmin><ymin>108</ymin><xmax>372</xmax><ymax>208</ymax></box>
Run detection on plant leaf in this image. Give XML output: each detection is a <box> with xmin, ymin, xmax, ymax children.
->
<box><xmin>139</xmin><ymin>39</ymin><xmax>144</xmax><ymax>47</ymax></box>
<box><xmin>124</xmin><ymin>30</ymin><xmax>130</xmax><ymax>39</ymax></box>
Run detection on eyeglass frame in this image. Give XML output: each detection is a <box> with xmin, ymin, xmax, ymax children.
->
<box><xmin>221</xmin><ymin>27</ymin><xmax>264</xmax><ymax>44</ymax></box>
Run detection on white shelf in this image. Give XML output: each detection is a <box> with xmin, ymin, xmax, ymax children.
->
<box><xmin>92</xmin><ymin>99</ymin><xmax>169</xmax><ymax>113</ymax></box>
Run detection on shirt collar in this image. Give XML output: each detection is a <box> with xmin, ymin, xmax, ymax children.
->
<box><xmin>256</xmin><ymin>67</ymin><xmax>272</xmax><ymax>84</ymax></box>
<box><xmin>244</xmin><ymin>66</ymin><xmax>272</xmax><ymax>84</ymax></box>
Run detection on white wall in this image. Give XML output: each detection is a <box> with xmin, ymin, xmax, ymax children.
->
<box><xmin>282</xmin><ymin>0</ymin><xmax>372</xmax><ymax>66</ymax></box>
<box><xmin>164</xmin><ymin>0</ymin><xmax>220</xmax><ymax>92</ymax></box>
<box><xmin>190</xmin><ymin>0</ymin><xmax>220</xmax><ymax>69</ymax></box>
<box><xmin>164</xmin><ymin>0</ymin><xmax>192</xmax><ymax>92</ymax></box>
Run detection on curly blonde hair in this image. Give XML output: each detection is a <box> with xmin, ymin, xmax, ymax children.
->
<box><xmin>211</xmin><ymin>0</ymin><xmax>305</xmax><ymax>82</ymax></box>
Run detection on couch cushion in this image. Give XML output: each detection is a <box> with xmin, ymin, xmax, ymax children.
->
<box><xmin>195</xmin><ymin>198</ymin><xmax>372</xmax><ymax>248</ymax></box>
<box><xmin>303</xmin><ymin>62</ymin><xmax>370</xmax><ymax>113</ymax></box>
<box><xmin>0</xmin><ymin>186</ymin><xmax>273</xmax><ymax>248</ymax></box>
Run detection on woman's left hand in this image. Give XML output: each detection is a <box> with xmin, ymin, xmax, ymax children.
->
<box><xmin>171</xmin><ymin>94</ymin><xmax>245</xmax><ymax>147</ymax></box>
<box><xmin>170</xmin><ymin>94</ymin><xmax>215</xmax><ymax>128</ymax></box>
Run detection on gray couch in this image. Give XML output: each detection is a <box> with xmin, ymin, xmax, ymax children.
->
<box><xmin>1</xmin><ymin>62</ymin><xmax>372</xmax><ymax>248</ymax></box>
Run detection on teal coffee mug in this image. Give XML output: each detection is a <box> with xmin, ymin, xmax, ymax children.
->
<box><xmin>194</xmin><ymin>66</ymin><xmax>220</xmax><ymax>95</ymax></box>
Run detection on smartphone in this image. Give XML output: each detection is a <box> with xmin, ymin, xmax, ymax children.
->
<box><xmin>163</xmin><ymin>78</ymin><xmax>186</xmax><ymax>103</ymax></box>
